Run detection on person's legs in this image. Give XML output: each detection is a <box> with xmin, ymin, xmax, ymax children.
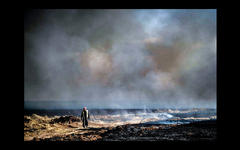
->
<box><xmin>82</xmin><ymin>119</ymin><xmax>85</xmax><ymax>128</ymax></box>
<box><xmin>86</xmin><ymin>119</ymin><xmax>88</xmax><ymax>127</ymax></box>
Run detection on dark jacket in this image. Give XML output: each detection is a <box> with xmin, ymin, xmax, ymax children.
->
<box><xmin>81</xmin><ymin>109</ymin><xmax>90</xmax><ymax>121</ymax></box>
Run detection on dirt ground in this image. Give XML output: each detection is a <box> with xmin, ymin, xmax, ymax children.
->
<box><xmin>24</xmin><ymin>114</ymin><xmax>216</xmax><ymax>142</ymax></box>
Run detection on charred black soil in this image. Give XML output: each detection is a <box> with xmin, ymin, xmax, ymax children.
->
<box><xmin>34</xmin><ymin>120</ymin><xmax>216</xmax><ymax>142</ymax></box>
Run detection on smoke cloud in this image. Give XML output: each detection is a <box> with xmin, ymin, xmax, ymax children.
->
<box><xmin>24</xmin><ymin>9</ymin><xmax>216</xmax><ymax>109</ymax></box>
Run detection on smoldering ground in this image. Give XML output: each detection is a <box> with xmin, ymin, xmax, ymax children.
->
<box><xmin>24</xmin><ymin>9</ymin><xmax>216</xmax><ymax>109</ymax></box>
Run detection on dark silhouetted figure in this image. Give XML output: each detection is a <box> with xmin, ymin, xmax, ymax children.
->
<box><xmin>81</xmin><ymin>107</ymin><xmax>90</xmax><ymax>128</ymax></box>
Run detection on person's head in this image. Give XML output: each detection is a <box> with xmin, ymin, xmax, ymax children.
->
<box><xmin>83</xmin><ymin>107</ymin><xmax>87</xmax><ymax>110</ymax></box>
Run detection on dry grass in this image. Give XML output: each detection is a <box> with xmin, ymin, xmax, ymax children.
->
<box><xmin>24</xmin><ymin>114</ymin><xmax>111</xmax><ymax>141</ymax></box>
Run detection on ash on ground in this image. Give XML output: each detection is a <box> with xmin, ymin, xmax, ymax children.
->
<box><xmin>24</xmin><ymin>114</ymin><xmax>216</xmax><ymax>142</ymax></box>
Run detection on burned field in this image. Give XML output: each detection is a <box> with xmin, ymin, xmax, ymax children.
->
<box><xmin>24</xmin><ymin>114</ymin><xmax>216</xmax><ymax>142</ymax></box>
<box><xmin>24</xmin><ymin>10</ymin><xmax>217</xmax><ymax>143</ymax></box>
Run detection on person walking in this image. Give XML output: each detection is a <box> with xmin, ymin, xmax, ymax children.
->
<box><xmin>81</xmin><ymin>107</ymin><xmax>90</xmax><ymax>128</ymax></box>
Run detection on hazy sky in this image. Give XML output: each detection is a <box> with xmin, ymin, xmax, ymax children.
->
<box><xmin>24</xmin><ymin>9</ymin><xmax>216</xmax><ymax>109</ymax></box>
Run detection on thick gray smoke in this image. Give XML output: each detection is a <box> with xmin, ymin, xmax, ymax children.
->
<box><xmin>24</xmin><ymin>9</ymin><xmax>216</xmax><ymax>109</ymax></box>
